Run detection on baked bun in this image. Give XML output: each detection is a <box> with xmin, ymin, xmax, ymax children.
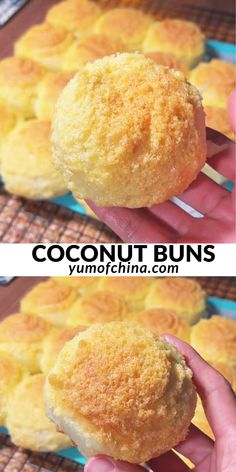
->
<box><xmin>191</xmin><ymin>316</ymin><xmax>236</xmax><ymax>368</ymax></box>
<box><xmin>34</xmin><ymin>71</ymin><xmax>75</xmax><ymax>120</ymax></box>
<box><xmin>52</xmin><ymin>53</ymin><xmax>206</xmax><ymax>208</ymax></box>
<box><xmin>20</xmin><ymin>278</ymin><xmax>79</xmax><ymax>327</ymax></box>
<box><xmin>52</xmin><ymin>276</ymin><xmax>99</xmax><ymax>294</ymax></box>
<box><xmin>94</xmin><ymin>8</ymin><xmax>152</xmax><ymax>50</ymax></box>
<box><xmin>62</xmin><ymin>34</ymin><xmax>124</xmax><ymax>71</ymax></box>
<box><xmin>40</xmin><ymin>326</ymin><xmax>85</xmax><ymax>373</ymax></box>
<box><xmin>0</xmin><ymin>56</ymin><xmax>45</xmax><ymax>118</ymax></box>
<box><xmin>15</xmin><ymin>22</ymin><xmax>74</xmax><ymax>71</ymax></box>
<box><xmin>1</xmin><ymin>120</ymin><xmax>67</xmax><ymax>199</ymax></box>
<box><xmin>190</xmin><ymin>59</ymin><xmax>236</xmax><ymax>108</ymax></box>
<box><xmin>6</xmin><ymin>374</ymin><xmax>71</xmax><ymax>451</ymax></box>
<box><xmin>0</xmin><ymin>313</ymin><xmax>52</xmax><ymax>373</ymax></box>
<box><xmin>205</xmin><ymin>106</ymin><xmax>235</xmax><ymax>141</ymax></box>
<box><xmin>99</xmin><ymin>276</ymin><xmax>153</xmax><ymax>309</ymax></box>
<box><xmin>67</xmin><ymin>290</ymin><xmax>127</xmax><ymax>326</ymax></box>
<box><xmin>129</xmin><ymin>308</ymin><xmax>190</xmax><ymax>341</ymax></box>
<box><xmin>46</xmin><ymin>0</ymin><xmax>101</xmax><ymax>37</ymax></box>
<box><xmin>45</xmin><ymin>321</ymin><xmax>196</xmax><ymax>463</ymax></box>
<box><xmin>0</xmin><ymin>351</ymin><xmax>28</xmax><ymax>425</ymax></box>
<box><xmin>143</xmin><ymin>19</ymin><xmax>205</xmax><ymax>67</ymax></box>
<box><xmin>145</xmin><ymin>277</ymin><xmax>206</xmax><ymax>325</ymax></box>
<box><xmin>144</xmin><ymin>51</ymin><xmax>189</xmax><ymax>77</ymax></box>
<box><xmin>0</xmin><ymin>99</ymin><xmax>21</xmax><ymax>171</ymax></box>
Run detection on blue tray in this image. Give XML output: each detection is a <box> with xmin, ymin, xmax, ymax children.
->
<box><xmin>0</xmin><ymin>295</ymin><xmax>235</xmax><ymax>465</ymax></box>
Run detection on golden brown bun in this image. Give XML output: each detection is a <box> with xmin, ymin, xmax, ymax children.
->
<box><xmin>211</xmin><ymin>361</ymin><xmax>236</xmax><ymax>393</ymax></box>
<box><xmin>62</xmin><ymin>34</ymin><xmax>124</xmax><ymax>71</ymax></box>
<box><xmin>15</xmin><ymin>22</ymin><xmax>74</xmax><ymax>71</ymax></box>
<box><xmin>0</xmin><ymin>313</ymin><xmax>52</xmax><ymax>373</ymax></box>
<box><xmin>204</xmin><ymin>106</ymin><xmax>235</xmax><ymax>141</ymax></box>
<box><xmin>190</xmin><ymin>59</ymin><xmax>236</xmax><ymax>108</ymax></box>
<box><xmin>191</xmin><ymin>316</ymin><xmax>236</xmax><ymax>368</ymax></box>
<box><xmin>40</xmin><ymin>326</ymin><xmax>85</xmax><ymax>373</ymax></box>
<box><xmin>1</xmin><ymin>120</ymin><xmax>67</xmax><ymax>199</ymax></box>
<box><xmin>67</xmin><ymin>290</ymin><xmax>127</xmax><ymax>326</ymax></box>
<box><xmin>0</xmin><ymin>351</ymin><xmax>28</xmax><ymax>425</ymax></box>
<box><xmin>94</xmin><ymin>8</ymin><xmax>152</xmax><ymax>50</ymax></box>
<box><xmin>143</xmin><ymin>19</ymin><xmax>205</xmax><ymax>67</ymax></box>
<box><xmin>46</xmin><ymin>0</ymin><xmax>101</xmax><ymax>37</ymax></box>
<box><xmin>45</xmin><ymin>322</ymin><xmax>196</xmax><ymax>463</ymax></box>
<box><xmin>52</xmin><ymin>276</ymin><xmax>99</xmax><ymax>294</ymax></box>
<box><xmin>99</xmin><ymin>276</ymin><xmax>153</xmax><ymax>309</ymax></box>
<box><xmin>0</xmin><ymin>99</ymin><xmax>21</xmax><ymax>171</ymax></box>
<box><xmin>144</xmin><ymin>51</ymin><xmax>189</xmax><ymax>77</ymax></box>
<box><xmin>0</xmin><ymin>56</ymin><xmax>45</xmax><ymax>118</ymax></box>
<box><xmin>129</xmin><ymin>307</ymin><xmax>190</xmax><ymax>341</ymax></box>
<box><xmin>6</xmin><ymin>374</ymin><xmax>71</xmax><ymax>451</ymax></box>
<box><xmin>52</xmin><ymin>53</ymin><xmax>206</xmax><ymax>208</ymax></box>
<box><xmin>20</xmin><ymin>278</ymin><xmax>79</xmax><ymax>327</ymax></box>
<box><xmin>145</xmin><ymin>277</ymin><xmax>206</xmax><ymax>325</ymax></box>
<box><xmin>34</xmin><ymin>71</ymin><xmax>75</xmax><ymax>120</ymax></box>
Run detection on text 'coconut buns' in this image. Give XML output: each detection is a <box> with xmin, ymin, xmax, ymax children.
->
<box><xmin>191</xmin><ymin>315</ymin><xmax>236</xmax><ymax>368</ymax></box>
<box><xmin>62</xmin><ymin>34</ymin><xmax>124</xmax><ymax>71</ymax></box>
<box><xmin>99</xmin><ymin>276</ymin><xmax>153</xmax><ymax>309</ymax></box>
<box><xmin>0</xmin><ymin>56</ymin><xmax>45</xmax><ymax>118</ymax></box>
<box><xmin>145</xmin><ymin>277</ymin><xmax>206</xmax><ymax>325</ymax></box>
<box><xmin>67</xmin><ymin>290</ymin><xmax>127</xmax><ymax>326</ymax></box>
<box><xmin>143</xmin><ymin>19</ymin><xmax>205</xmax><ymax>67</ymax></box>
<box><xmin>40</xmin><ymin>326</ymin><xmax>85</xmax><ymax>373</ymax></box>
<box><xmin>129</xmin><ymin>308</ymin><xmax>190</xmax><ymax>341</ymax></box>
<box><xmin>144</xmin><ymin>51</ymin><xmax>189</xmax><ymax>77</ymax></box>
<box><xmin>0</xmin><ymin>351</ymin><xmax>28</xmax><ymax>425</ymax></box>
<box><xmin>46</xmin><ymin>0</ymin><xmax>101</xmax><ymax>37</ymax></box>
<box><xmin>190</xmin><ymin>59</ymin><xmax>236</xmax><ymax>108</ymax></box>
<box><xmin>34</xmin><ymin>71</ymin><xmax>75</xmax><ymax>120</ymax></box>
<box><xmin>52</xmin><ymin>53</ymin><xmax>206</xmax><ymax>208</ymax></box>
<box><xmin>45</xmin><ymin>322</ymin><xmax>196</xmax><ymax>463</ymax></box>
<box><xmin>6</xmin><ymin>374</ymin><xmax>71</xmax><ymax>452</ymax></box>
<box><xmin>0</xmin><ymin>313</ymin><xmax>52</xmax><ymax>373</ymax></box>
<box><xmin>205</xmin><ymin>106</ymin><xmax>235</xmax><ymax>141</ymax></box>
<box><xmin>1</xmin><ymin>120</ymin><xmax>67</xmax><ymax>200</ymax></box>
<box><xmin>94</xmin><ymin>8</ymin><xmax>152</xmax><ymax>50</ymax></box>
<box><xmin>15</xmin><ymin>22</ymin><xmax>74</xmax><ymax>71</ymax></box>
<box><xmin>20</xmin><ymin>278</ymin><xmax>79</xmax><ymax>327</ymax></box>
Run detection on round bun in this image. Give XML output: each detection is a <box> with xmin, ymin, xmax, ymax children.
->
<box><xmin>0</xmin><ymin>56</ymin><xmax>45</xmax><ymax>118</ymax></box>
<box><xmin>190</xmin><ymin>59</ymin><xmax>236</xmax><ymax>108</ymax></box>
<box><xmin>45</xmin><ymin>321</ymin><xmax>196</xmax><ymax>463</ymax></box>
<box><xmin>0</xmin><ymin>313</ymin><xmax>52</xmax><ymax>373</ymax></box>
<box><xmin>144</xmin><ymin>51</ymin><xmax>189</xmax><ymax>77</ymax></box>
<box><xmin>143</xmin><ymin>19</ymin><xmax>205</xmax><ymax>67</ymax></box>
<box><xmin>94</xmin><ymin>8</ymin><xmax>152</xmax><ymax>50</ymax></box>
<box><xmin>1</xmin><ymin>120</ymin><xmax>67</xmax><ymax>199</ymax></box>
<box><xmin>40</xmin><ymin>326</ymin><xmax>85</xmax><ymax>373</ymax></box>
<box><xmin>0</xmin><ymin>351</ymin><xmax>28</xmax><ymax>425</ymax></box>
<box><xmin>0</xmin><ymin>99</ymin><xmax>21</xmax><ymax>171</ymax></box>
<box><xmin>204</xmin><ymin>106</ymin><xmax>235</xmax><ymax>141</ymax></box>
<box><xmin>99</xmin><ymin>276</ymin><xmax>153</xmax><ymax>309</ymax></box>
<box><xmin>67</xmin><ymin>290</ymin><xmax>127</xmax><ymax>326</ymax></box>
<box><xmin>20</xmin><ymin>278</ymin><xmax>79</xmax><ymax>327</ymax></box>
<box><xmin>191</xmin><ymin>315</ymin><xmax>236</xmax><ymax>368</ymax></box>
<box><xmin>34</xmin><ymin>71</ymin><xmax>75</xmax><ymax>120</ymax></box>
<box><xmin>46</xmin><ymin>0</ymin><xmax>101</xmax><ymax>36</ymax></box>
<box><xmin>6</xmin><ymin>374</ymin><xmax>71</xmax><ymax>451</ymax></box>
<box><xmin>211</xmin><ymin>361</ymin><xmax>236</xmax><ymax>393</ymax></box>
<box><xmin>62</xmin><ymin>34</ymin><xmax>124</xmax><ymax>71</ymax></box>
<box><xmin>52</xmin><ymin>53</ymin><xmax>206</xmax><ymax>208</ymax></box>
<box><xmin>145</xmin><ymin>277</ymin><xmax>206</xmax><ymax>325</ymax></box>
<box><xmin>52</xmin><ymin>276</ymin><xmax>99</xmax><ymax>294</ymax></box>
<box><xmin>129</xmin><ymin>308</ymin><xmax>190</xmax><ymax>341</ymax></box>
<box><xmin>15</xmin><ymin>22</ymin><xmax>74</xmax><ymax>71</ymax></box>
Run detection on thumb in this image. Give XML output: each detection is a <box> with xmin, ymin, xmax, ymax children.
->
<box><xmin>85</xmin><ymin>455</ymin><xmax>146</xmax><ymax>472</ymax></box>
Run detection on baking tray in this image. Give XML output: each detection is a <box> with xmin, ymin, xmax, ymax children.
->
<box><xmin>0</xmin><ymin>295</ymin><xmax>235</xmax><ymax>466</ymax></box>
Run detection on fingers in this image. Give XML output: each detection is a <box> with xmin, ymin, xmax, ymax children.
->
<box><xmin>206</xmin><ymin>128</ymin><xmax>235</xmax><ymax>181</ymax></box>
<box><xmin>148</xmin><ymin>200</ymin><xmax>193</xmax><ymax>236</ymax></box>
<box><xmin>228</xmin><ymin>90</ymin><xmax>236</xmax><ymax>133</ymax></box>
<box><xmin>148</xmin><ymin>450</ymin><xmax>190</xmax><ymax>471</ymax></box>
<box><xmin>175</xmin><ymin>423</ymin><xmax>213</xmax><ymax>465</ymax></box>
<box><xmin>163</xmin><ymin>335</ymin><xmax>236</xmax><ymax>438</ymax></box>
<box><xmin>86</xmin><ymin>202</ymin><xmax>173</xmax><ymax>243</ymax></box>
<box><xmin>85</xmin><ymin>455</ymin><xmax>145</xmax><ymax>472</ymax></box>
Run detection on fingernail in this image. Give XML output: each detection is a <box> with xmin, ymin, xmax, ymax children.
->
<box><xmin>85</xmin><ymin>456</ymin><xmax>115</xmax><ymax>472</ymax></box>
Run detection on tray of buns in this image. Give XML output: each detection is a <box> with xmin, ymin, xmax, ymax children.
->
<box><xmin>0</xmin><ymin>276</ymin><xmax>235</xmax><ymax>468</ymax></box>
<box><xmin>0</xmin><ymin>0</ymin><xmax>235</xmax><ymax>223</ymax></box>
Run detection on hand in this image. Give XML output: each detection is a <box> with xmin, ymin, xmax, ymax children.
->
<box><xmin>85</xmin><ymin>336</ymin><xmax>236</xmax><ymax>472</ymax></box>
<box><xmin>87</xmin><ymin>92</ymin><xmax>236</xmax><ymax>243</ymax></box>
